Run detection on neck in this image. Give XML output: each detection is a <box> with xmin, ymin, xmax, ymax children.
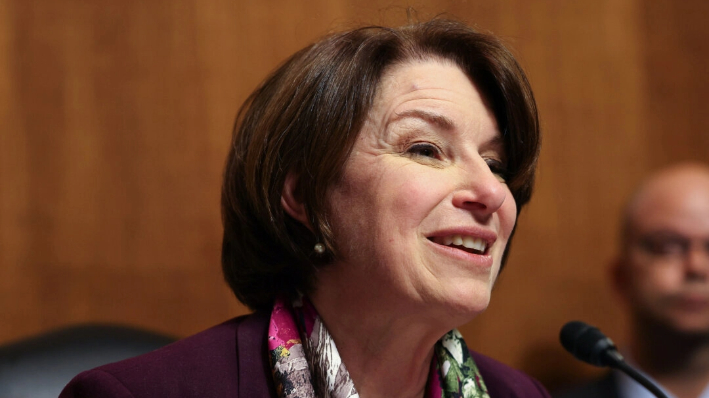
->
<box><xmin>309</xmin><ymin>274</ymin><xmax>471</xmax><ymax>398</ymax></box>
<box><xmin>630</xmin><ymin>316</ymin><xmax>709</xmax><ymax>398</ymax></box>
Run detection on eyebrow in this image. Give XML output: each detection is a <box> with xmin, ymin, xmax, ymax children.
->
<box><xmin>388</xmin><ymin>108</ymin><xmax>506</xmax><ymax>152</ymax></box>
<box><xmin>389</xmin><ymin>109</ymin><xmax>455</xmax><ymax>131</ymax></box>
<box><xmin>487</xmin><ymin>134</ymin><xmax>504</xmax><ymax>149</ymax></box>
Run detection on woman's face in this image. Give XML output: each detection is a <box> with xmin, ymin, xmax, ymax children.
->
<box><xmin>323</xmin><ymin>60</ymin><xmax>517</xmax><ymax>323</ymax></box>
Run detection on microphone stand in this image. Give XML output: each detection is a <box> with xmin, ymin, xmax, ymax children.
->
<box><xmin>604</xmin><ymin>350</ymin><xmax>671</xmax><ymax>398</ymax></box>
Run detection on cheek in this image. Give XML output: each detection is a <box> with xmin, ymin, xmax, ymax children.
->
<box><xmin>326</xmin><ymin>169</ymin><xmax>375</xmax><ymax>241</ymax></box>
<box><xmin>389</xmin><ymin>171</ymin><xmax>448</xmax><ymax>224</ymax></box>
<box><xmin>498</xmin><ymin>189</ymin><xmax>518</xmax><ymax>242</ymax></box>
<box><xmin>631</xmin><ymin>263</ymin><xmax>684</xmax><ymax>297</ymax></box>
<box><xmin>328</xmin><ymin>161</ymin><xmax>430</xmax><ymax>244</ymax></box>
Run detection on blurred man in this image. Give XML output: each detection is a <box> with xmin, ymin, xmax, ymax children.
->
<box><xmin>555</xmin><ymin>163</ymin><xmax>709</xmax><ymax>398</ymax></box>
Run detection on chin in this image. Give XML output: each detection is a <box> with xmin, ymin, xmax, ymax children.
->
<box><xmin>668</xmin><ymin>316</ymin><xmax>709</xmax><ymax>336</ymax></box>
<box><xmin>641</xmin><ymin>310</ymin><xmax>709</xmax><ymax>337</ymax></box>
<box><xmin>435</xmin><ymin>284</ymin><xmax>492</xmax><ymax>324</ymax></box>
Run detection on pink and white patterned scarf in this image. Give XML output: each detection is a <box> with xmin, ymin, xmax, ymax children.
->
<box><xmin>267</xmin><ymin>296</ymin><xmax>491</xmax><ymax>398</ymax></box>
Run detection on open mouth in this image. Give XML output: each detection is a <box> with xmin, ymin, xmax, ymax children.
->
<box><xmin>428</xmin><ymin>234</ymin><xmax>489</xmax><ymax>255</ymax></box>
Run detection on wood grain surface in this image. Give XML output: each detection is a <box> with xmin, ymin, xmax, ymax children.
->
<box><xmin>2</xmin><ymin>0</ymin><xmax>708</xmax><ymax>391</ymax></box>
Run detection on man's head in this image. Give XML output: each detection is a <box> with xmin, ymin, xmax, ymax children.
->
<box><xmin>613</xmin><ymin>163</ymin><xmax>709</xmax><ymax>335</ymax></box>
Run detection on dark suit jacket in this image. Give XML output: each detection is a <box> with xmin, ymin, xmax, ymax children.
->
<box><xmin>552</xmin><ymin>372</ymin><xmax>619</xmax><ymax>398</ymax></box>
<box><xmin>60</xmin><ymin>311</ymin><xmax>553</xmax><ymax>397</ymax></box>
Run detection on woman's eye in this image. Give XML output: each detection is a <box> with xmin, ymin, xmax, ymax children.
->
<box><xmin>486</xmin><ymin>159</ymin><xmax>509</xmax><ymax>183</ymax></box>
<box><xmin>407</xmin><ymin>143</ymin><xmax>441</xmax><ymax>159</ymax></box>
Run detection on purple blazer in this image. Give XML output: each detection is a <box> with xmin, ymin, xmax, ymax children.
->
<box><xmin>60</xmin><ymin>312</ymin><xmax>551</xmax><ymax>397</ymax></box>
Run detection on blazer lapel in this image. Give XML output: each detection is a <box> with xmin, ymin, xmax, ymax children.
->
<box><xmin>236</xmin><ymin>311</ymin><xmax>278</xmax><ymax>398</ymax></box>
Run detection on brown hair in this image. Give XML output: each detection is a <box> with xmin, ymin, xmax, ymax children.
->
<box><xmin>221</xmin><ymin>18</ymin><xmax>540</xmax><ymax>311</ymax></box>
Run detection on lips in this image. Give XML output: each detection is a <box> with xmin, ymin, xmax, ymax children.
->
<box><xmin>428</xmin><ymin>234</ymin><xmax>491</xmax><ymax>255</ymax></box>
<box><xmin>675</xmin><ymin>294</ymin><xmax>709</xmax><ymax>312</ymax></box>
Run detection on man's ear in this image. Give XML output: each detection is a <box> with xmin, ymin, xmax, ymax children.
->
<box><xmin>281</xmin><ymin>172</ymin><xmax>313</xmax><ymax>231</ymax></box>
<box><xmin>609</xmin><ymin>256</ymin><xmax>630</xmax><ymax>302</ymax></box>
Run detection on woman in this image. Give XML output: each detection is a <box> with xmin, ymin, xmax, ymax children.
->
<box><xmin>61</xmin><ymin>19</ymin><xmax>546</xmax><ymax>397</ymax></box>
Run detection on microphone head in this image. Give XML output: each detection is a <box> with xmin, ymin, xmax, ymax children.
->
<box><xmin>560</xmin><ymin>321</ymin><xmax>621</xmax><ymax>367</ymax></box>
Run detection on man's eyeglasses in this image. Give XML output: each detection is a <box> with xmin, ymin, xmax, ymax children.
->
<box><xmin>636</xmin><ymin>231</ymin><xmax>709</xmax><ymax>260</ymax></box>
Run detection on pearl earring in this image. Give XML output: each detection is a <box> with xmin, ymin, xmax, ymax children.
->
<box><xmin>314</xmin><ymin>243</ymin><xmax>325</xmax><ymax>254</ymax></box>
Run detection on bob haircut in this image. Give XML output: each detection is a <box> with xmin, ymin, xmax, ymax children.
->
<box><xmin>222</xmin><ymin>18</ymin><xmax>540</xmax><ymax>311</ymax></box>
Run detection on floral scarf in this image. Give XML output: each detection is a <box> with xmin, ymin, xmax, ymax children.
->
<box><xmin>268</xmin><ymin>297</ymin><xmax>490</xmax><ymax>398</ymax></box>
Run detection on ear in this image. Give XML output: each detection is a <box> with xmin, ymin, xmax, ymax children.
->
<box><xmin>609</xmin><ymin>256</ymin><xmax>630</xmax><ymax>302</ymax></box>
<box><xmin>281</xmin><ymin>171</ymin><xmax>313</xmax><ymax>231</ymax></box>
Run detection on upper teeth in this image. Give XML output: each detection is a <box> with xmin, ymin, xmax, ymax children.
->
<box><xmin>441</xmin><ymin>235</ymin><xmax>487</xmax><ymax>252</ymax></box>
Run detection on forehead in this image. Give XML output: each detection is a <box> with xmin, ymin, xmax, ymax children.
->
<box><xmin>630</xmin><ymin>172</ymin><xmax>709</xmax><ymax>237</ymax></box>
<box><xmin>370</xmin><ymin>59</ymin><xmax>497</xmax><ymax>130</ymax></box>
<box><xmin>377</xmin><ymin>58</ymin><xmax>472</xmax><ymax>93</ymax></box>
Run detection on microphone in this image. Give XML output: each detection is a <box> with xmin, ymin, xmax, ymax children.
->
<box><xmin>559</xmin><ymin>321</ymin><xmax>670</xmax><ymax>398</ymax></box>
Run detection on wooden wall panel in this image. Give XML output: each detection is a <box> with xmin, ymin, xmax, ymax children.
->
<box><xmin>1</xmin><ymin>0</ymin><xmax>708</xmax><ymax>391</ymax></box>
<box><xmin>644</xmin><ymin>0</ymin><xmax>709</xmax><ymax>166</ymax></box>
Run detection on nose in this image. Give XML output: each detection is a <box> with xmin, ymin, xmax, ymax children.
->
<box><xmin>685</xmin><ymin>243</ymin><xmax>709</xmax><ymax>280</ymax></box>
<box><xmin>451</xmin><ymin>160</ymin><xmax>510</xmax><ymax>216</ymax></box>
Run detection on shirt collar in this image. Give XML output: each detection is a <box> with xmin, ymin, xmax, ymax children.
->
<box><xmin>615</xmin><ymin>354</ymin><xmax>709</xmax><ymax>398</ymax></box>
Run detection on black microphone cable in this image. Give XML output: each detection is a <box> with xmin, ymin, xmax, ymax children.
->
<box><xmin>560</xmin><ymin>321</ymin><xmax>670</xmax><ymax>398</ymax></box>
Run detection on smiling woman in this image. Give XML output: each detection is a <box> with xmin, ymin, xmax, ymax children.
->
<box><xmin>317</xmin><ymin>60</ymin><xmax>518</xmax><ymax>328</ymax></box>
<box><xmin>60</xmin><ymin>19</ymin><xmax>546</xmax><ymax>398</ymax></box>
